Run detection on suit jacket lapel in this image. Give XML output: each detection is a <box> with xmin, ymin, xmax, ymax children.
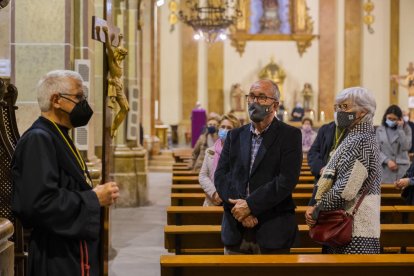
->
<box><xmin>250</xmin><ymin>118</ymin><xmax>280</xmax><ymax>176</ymax></box>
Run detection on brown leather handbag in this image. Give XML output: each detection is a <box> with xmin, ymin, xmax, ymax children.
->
<box><xmin>309</xmin><ymin>188</ymin><xmax>368</xmax><ymax>247</ymax></box>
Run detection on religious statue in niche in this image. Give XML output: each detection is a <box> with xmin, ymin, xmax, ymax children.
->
<box><xmin>249</xmin><ymin>0</ymin><xmax>291</xmax><ymax>34</ymax></box>
<box><xmin>301</xmin><ymin>82</ymin><xmax>313</xmax><ymax>110</ymax></box>
<box><xmin>230</xmin><ymin>83</ymin><xmax>245</xmax><ymax>112</ymax></box>
<box><xmin>99</xmin><ymin>26</ymin><xmax>130</xmax><ymax>138</ymax></box>
<box><xmin>230</xmin><ymin>83</ymin><xmax>247</xmax><ymax>125</ymax></box>
<box><xmin>258</xmin><ymin>57</ymin><xmax>286</xmax><ymax>100</ymax></box>
<box><xmin>261</xmin><ymin>0</ymin><xmax>280</xmax><ymax>33</ymax></box>
<box><xmin>231</xmin><ymin>0</ymin><xmax>315</xmax><ymax>56</ymax></box>
<box><xmin>392</xmin><ymin>62</ymin><xmax>414</xmax><ymax>119</ymax></box>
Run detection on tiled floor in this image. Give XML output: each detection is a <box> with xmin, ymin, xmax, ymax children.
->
<box><xmin>109</xmin><ymin>172</ymin><xmax>171</xmax><ymax>276</ymax></box>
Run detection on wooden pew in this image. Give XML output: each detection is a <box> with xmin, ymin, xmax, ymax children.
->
<box><xmin>160</xmin><ymin>254</ymin><xmax>414</xmax><ymax>276</ymax></box>
<box><xmin>172</xmin><ymin>165</ymin><xmax>192</xmax><ymax>171</ymax></box>
<box><xmin>172</xmin><ymin>175</ymin><xmax>315</xmax><ymax>184</ymax></box>
<box><xmin>0</xmin><ymin>218</ymin><xmax>14</xmax><ymax>276</ymax></box>
<box><xmin>167</xmin><ymin>206</ymin><xmax>414</xmax><ymax>225</ymax></box>
<box><xmin>172</xmin><ymin>184</ymin><xmax>204</xmax><ymax>193</ymax></box>
<box><xmin>172</xmin><ymin>149</ymin><xmax>193</xmax><ymax>163</ymax></box>
<box><xmin>172</xmin><ymin>170</ymin><xmax>313</xmax><ymax>177</ymax></box>
<box><xmin>171</xmin><ymin>184</ymin><xmax>401</xmax><ymax>195</ymax></box>
<box><xmin>164</xmin><ymin>224</ymin><xmax>414</xmax><ymax>254</ymax></box>
<box><xmin>170</xmin><ymin>193</ymin><xmax>406</xmax><ymax>206</ymax></box>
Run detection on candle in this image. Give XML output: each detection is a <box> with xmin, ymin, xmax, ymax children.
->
<box><xmin>155</xmin><ymin>100</ymin><xmax>159</xmax><ymax>120</ymax></box>
<box><xmin>283</xmin><ymin>110</ymin><xmax>288</xmax><ymax>122</ymax></box>
<box><xmin>309</xmin><ymin>110</ymin><xmax>315</xmax><ymax>120</ymax></box>
<box><xmin>320</xmin><ymin>111</ymin><xmax>325</xmax><ymax>122</ymax></box>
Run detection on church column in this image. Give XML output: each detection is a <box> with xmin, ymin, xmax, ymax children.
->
<box><xmin>180</xmin><ymin>25</ymin><xmax>198</xmax><ymax>144</ymax></box>
<box><xmin>318</xmin><ymin>0</ymin><xmax>337</xmax><ymax>121</ymax></box>
<box><xmin>11</xmin><ymin>0</ymin><xmax>74</xmax><ymax>132</ymax></box>
<box><xmin>0</xmin><ymin>3</ymin><xmax>11</xmax><ymax>78</ymax></box>
<box><xmin>344</xmin><ymin>0</ymin><xmax>362</xmax><ymax>87</ymax></box>
<box><xmin>110</xmin><ymin>0</ymin><xmax>148</xmax><ymax>207</ymax></box>
<box><xmin>150</xmin><ymin>2</ymin><xmax>161</xmax><ymax>131</ymax></box>
<box><xmin>72</xmin><ymin>0</ymin><xmax>102</xmax><ymax>184</ymax></box>
<box><xmin>208</xmin><ymin>42</ymin><xmax>224</xmax><ymax>115</ymax></box>
<box><xmin>390</xmin><ymin>0</ymin><xmax>400</xmax><ymax>105</ymax></box>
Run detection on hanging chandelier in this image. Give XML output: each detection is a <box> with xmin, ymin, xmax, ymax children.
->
<box><xmin>169</xmin><ymin>0</ymin><xmax>242</xmax><ymax>43</ymax></box>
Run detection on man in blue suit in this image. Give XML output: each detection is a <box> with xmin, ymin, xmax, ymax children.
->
<box><xmin>215</xmin><ymin>79</ymin><xmax>302</xmax><ymax>254</ymax></box>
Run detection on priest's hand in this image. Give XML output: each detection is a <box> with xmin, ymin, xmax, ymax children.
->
<box><xmin>93</xmin><ymin>182</ymin><xmax>120</xmax><ymax>206</ymax></box>
<box><xmin>229</xmin><ymin>198</ymin><xmax>251</xmax><ymax>221</ymax></box>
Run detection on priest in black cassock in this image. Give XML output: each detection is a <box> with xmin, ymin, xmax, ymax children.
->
<box><xmin>12</xmin><ymin>70</ymin><xmax>120</xmax><ymax>276</ymax></box>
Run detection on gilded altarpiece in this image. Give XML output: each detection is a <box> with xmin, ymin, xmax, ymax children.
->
<box><xmin>230</xmin><ymin>0</ymin><xmax>316</xmax><ymax>56</ymax></box>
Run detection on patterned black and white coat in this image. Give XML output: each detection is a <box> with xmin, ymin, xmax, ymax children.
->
<box><xmin>314</xmin><ymin>121</ymin><xmax>382</xmax><ymax>254</ymax></box>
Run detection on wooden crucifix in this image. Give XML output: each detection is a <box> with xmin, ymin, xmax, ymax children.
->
<box><xmin>392</xmin><ymin>62</ymin><xmax>414</xmax><ymax>119</ymax></box>
<box><xmin>91</xmin><ymin>1</ymin><xmax>129</xmax><ymax>274</ymax></box>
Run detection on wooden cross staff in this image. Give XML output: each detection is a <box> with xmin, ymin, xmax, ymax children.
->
<box><xmin>92</xmin><ymin>16</ymin><xmax>121</xmax><ymax>47</ymax></box>
<box><xmin>91</xmin><ymin>9</ymin><xmax>121</xmax><ymax>276</ymax></box>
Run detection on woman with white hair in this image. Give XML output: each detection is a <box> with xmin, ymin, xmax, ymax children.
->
<box><xmin>305</xmin><ymin>87</ymin><xmax>381</xmax><ymax>254</ymax></box>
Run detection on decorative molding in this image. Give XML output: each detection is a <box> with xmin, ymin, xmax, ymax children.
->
<box><xmin>229</xmin><ymin>0</ymin><xmax>317</xmax><ymax>56</ymax></box>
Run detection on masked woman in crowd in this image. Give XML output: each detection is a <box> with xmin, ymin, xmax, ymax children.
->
<box><xmin>199</xmin><ymin>113</ymin><xmax>240</xmax><ymax>206</ymax></box>
<box><xmin>192</xmin><ymin>116</ymin><xmax>220</xmax><ymax>172</ymax></box>
<box><xmin>376</xmin><ymin>105</ymin><xmax>411</xmax><ymax>183</ymax></box>
<box><xmin>306</xmin><ymin>87</ymin><xmax>381</xmax><ymax>254</ymax></box>
<box><xmin>301</xmin><ymin>117</ymin><xmax>317</xmax><ymax>158</ymax></box>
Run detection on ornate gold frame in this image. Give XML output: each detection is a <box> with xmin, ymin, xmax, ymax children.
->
<box><xmin>230</xmin><ymin>0</ymin><xmax>317</xmax><ymax>56</ymax></box>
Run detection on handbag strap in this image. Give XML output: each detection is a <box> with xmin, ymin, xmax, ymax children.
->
<box><xmin>351</xmin><ymin>187</ymin><xmax>369</xmax><ymax>216</ymax></box>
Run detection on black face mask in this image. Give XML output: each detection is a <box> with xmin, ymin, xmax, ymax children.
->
<box><xmin>335</xmin><ymin>111</ymin><xmax>356</xmax><ymax>128</ymax></box>
<box><xmin>207</xmin><ymin>126</ymin><xmax>217</xmax><ymax>134</ymax></box>
<box><xmin>248</xmin><ymin>102</ymin><xmax>272</xmax><ymax>123</ymax></box>
<box><xmin>61</xmin><ymin>96</ymin><xmax>93</xmax><ymax>127</ymax></box>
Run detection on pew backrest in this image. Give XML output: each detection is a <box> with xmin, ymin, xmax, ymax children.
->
<box><xmin>160</xmin><ymin>254</ymin><xmax>414</xmax><ymax>276</ymax></box>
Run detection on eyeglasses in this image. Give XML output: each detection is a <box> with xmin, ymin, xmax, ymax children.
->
<box><xmin>59</xmin><ymin>93</ymin><xmax>87</xmax><ymax>102</ymax></box>
<box><xmin>334</xmin><ymin>103</ymin><xmax>352</xmax><ymax>111</ymax></box>
<box><xmin>245</xmin><ymin>94</ymin><xmax>278</xmax><ymax>104</ymax></box>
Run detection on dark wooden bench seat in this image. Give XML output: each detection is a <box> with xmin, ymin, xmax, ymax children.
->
<box><xmin>160</xmin><ymin>254</ymin><xmax>414</xmax><ymax>276</ymax></box>
<box><xmin>170</xmin><ymin>193</ymin><xmax>406</xmax><ymax>206</ymax></box>
<box><xmin>171</xmin><ymin>183</ymin><xmax>401</xmax><ymax>194</ymax></box>
<box><xmin>172</xmin><ymin>175</ymin><xmax>315</xmax><ymax>184</ymax></box>
<box><xmin>167</xmin><ymin>205</ymin><xmax>414</xmax><ymax>225</ymax></box>
<box><xmin>172</xmin><ymin>170</ymin><xmax>313</xmax><ymax>177</ymax></box>
<box><xmin>164</xmin><ymin>224</ymin><xmax>414</xmax><ymax>254</ymax></box>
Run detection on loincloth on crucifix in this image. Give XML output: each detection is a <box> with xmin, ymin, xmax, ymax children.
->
<box><xmin>107</xmin><ymin>77</ymin><xmax>129</xmax><ymax>110</ymax></box>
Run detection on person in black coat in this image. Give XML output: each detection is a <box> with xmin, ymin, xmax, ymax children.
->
<box><xmin>403</xmin><ymin>111</ymin><xmax>414</xmax><ymax>153</ymax></box>
<box><xmin>307</xmin><ymin>121</ymin><xmax>335</xmax><ymax>205</ymax></box>
<box><xmin>395</xmin><ymin>161</ymin><xmax>414</xmax><ymax>205</ymax></box>
<box><xmin>215</xmin><ymin>79</ymin><xmax>302</xmax><ymax>254</ymax></box>
<box><xmin>12</xmin><ymin>70</ymin><xmax>120</xmax><ymax>276</ymax></box>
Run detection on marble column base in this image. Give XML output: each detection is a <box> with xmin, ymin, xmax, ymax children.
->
<box><xmin>110</xmin><ymin>146</ymin><xmax>148</xmax><ymax>207</ymax></box>
<box><xmin>86</xmin><ymin>158</ymin><xmax>102</xmax><ymax>187</ymax></box>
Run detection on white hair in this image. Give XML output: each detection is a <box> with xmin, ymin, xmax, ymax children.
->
<box><xmin>36</xmin><ymin>70</ymin><xmax>83</xmax><ymax>112</ymax></box>
<box><xmin>335</xmin><ymin>87</ymin><xmax>376</xmax><ymax>123</ymax></box>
